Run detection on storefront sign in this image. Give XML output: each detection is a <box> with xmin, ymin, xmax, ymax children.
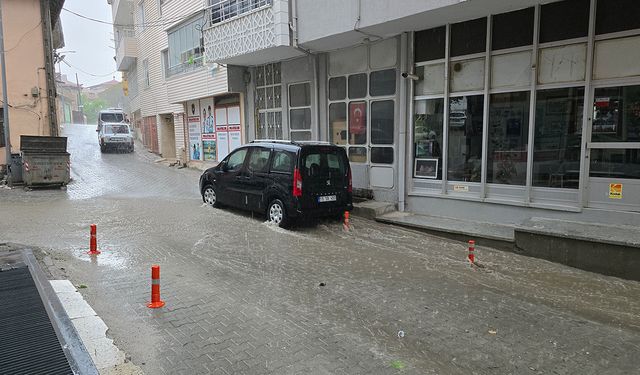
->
<box><xmin>453</xmin><ymin>185</ymin><xmax>469</xmax><ymax>193</ymax></box>
<box><xmin>203</xmin><ymin>133</ymin><xmax>217</xmax><ymax>161</ymax></box>
<box><xmin>609</xmin><ymin>183</ymin><xmax>622</xmax><ymax>199</ymax></box>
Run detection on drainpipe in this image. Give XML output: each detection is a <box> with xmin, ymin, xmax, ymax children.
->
<box><xmin>398</xmin><ymin>33</ymin><xmax>408</xmax><ymax>212</ymax></box>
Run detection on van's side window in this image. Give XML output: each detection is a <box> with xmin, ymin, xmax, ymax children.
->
<box><xmin>227</xmin><ymin>149</ymin><xmax>248</xmax><ymax>171</ymax></box>
<box><xmin>270</xmin><ymin>151</ymin><xmax>293</xmax><ymax>174</ymax></box>
<box><xmin>248</xmin><ymin>148</ymin><xmax>271</xmax><ymax>173</ymax></box>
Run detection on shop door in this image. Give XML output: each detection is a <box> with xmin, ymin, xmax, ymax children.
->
<box><xmin>586</xmin><ymin>85</ymin><xmax>640</xmax><ymax>212</ymax></box>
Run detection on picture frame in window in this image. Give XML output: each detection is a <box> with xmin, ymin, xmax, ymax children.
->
<box><xmin>414</xmin><ymin>158</ymin><xmax>438</xmax><ymax>179</ymax></box>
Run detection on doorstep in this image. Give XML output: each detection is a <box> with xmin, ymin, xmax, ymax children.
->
<box><xmin>187</xmin><ymin>160</ymin><xmax>219</xmax><ymax>172</ymax></box>
<box><xmin>376</xmin><ymin>211</ymin><xmax>515</xmax><ymax>250</ymax></box>
<box><xmin>352</xmin><ymin>199</ymin><xmax>396</xmax><ymax>219</ymax></box>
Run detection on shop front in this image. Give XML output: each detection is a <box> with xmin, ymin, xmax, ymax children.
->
<box><xmin>407</xmin><ymin>0</ymin><xmax>640</xmax><ymax>224</ymax></box>
<box><xmin>185</xmin><ymin>94</ymin><xmax>243</xmax><ymax>163</ymax></box>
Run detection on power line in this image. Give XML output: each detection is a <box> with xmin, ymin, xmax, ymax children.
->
<box><xmin>62</xmin><ymin>8</ymin><xmax>204</xmax><ymax>29</ymax></box>
<box><xmin>1</xmin><ymin>21</ymin><xmax>42</xmax><ymax>53</ymax></box>
<box><xmin>61</xmin><ymin>60</ymin><xmax>117</xmax><ymax>78</ymax></box>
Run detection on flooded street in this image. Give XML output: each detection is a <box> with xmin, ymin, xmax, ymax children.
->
<box><xmin>1</xmin><ymin>124</ymin><xmax>640</xmax><ymax>374</ymax></box>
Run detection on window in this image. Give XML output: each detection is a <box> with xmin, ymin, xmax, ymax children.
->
<box><xmin>255</xmin><ymin>63</ymin><xmax>282</xmax><ymax>139</ymax></box>
<box><xmin>348</xmin><ymin>74</ymin><xmax>367</xmax><ymax>99</ymax></box>
<box><xmin>289</xmin><ymin>82</ymin><xmax>312</xmax><ymax>140</ymax></box>
<box><xmin>329</xmin><ymin>77</ymin><xmax>346</xmax><ymax>101</ymax></box>
<box><xmin>226</xmin><ymin>148</ymin><xmax>247</xmax><ymax>171</ymax></box>
<box><xmin>161</xmin><ymin>49</ymin><xmax>168</xmax><ymax>78</ymax></box>
<box><xmin>371</xmin><ymin>100</ymin><xmax>394</xmax><ymax>164</ymax></box>
<box><xmin>590</xmin><ymin>149</ymin><xmax>640</xmax><ymax>179</ymax></box>
<box><xmin>100</xmin><ymin>113</ymin><xmax>124</xmax><ymax>123</ymax></box>
<box><xmin>492</xmin><ymin>8</ymin><xmax>534</xmax><ymax>51</ymax></box>
<box><xmin>487</xmin><ymin>92</ymin><xmax>530</xmax><ymax>185</ymax></box>
<box><xmin>533</xmin><ymin>87</ymin><xmax>584</xmax><ymax>189</ymax></box>
<box><xmin>539</xmin><ymin>0</ymin><xmax>589</xmax><ymax>43</ymax></box>
<box><xmin>348</xmin><ymin>102</ymin><xmax>367</xmax><ymax>146</ymax></box>
<box><xmin>415</xmin><ymin>26</ymin><xmax>446</xmax><ymax>63</ymax></box>
<box><xmin>208</xmin><ymin>0</ymin><xmax>272</xmax><ymax>26</ymax></box>
<box><xmin>302</xmin><ymin>151</ymin><xmax>346</xmax><ymax>176</ymax></box>
<box><xmin>414</xmin><ymin>99</ymin><xmax>444</xmax><ymax>179</ymax></box>
<box><xmin>248</xmin><ymin>148</ymin><xmax>271</xmax><ymax>173</ymax></box>
<box><xmin>371</xmin><ymin>100</ymin><xmax>394</xmax><ymax>145</ymax></box>
<box><xmin>138</xmin><ymin>2</ymin><xmax>146</xmax><ymax>32</ymax></box>
<box><xmin>329</xmin><ymin>103</ymin><xmax>347</xmax><ymax>145</ymax></box>
<box><xmin>592</xmin><ymin>85</ymin><xmax>640</xmax><ymax>143</ymax></box>
<box><xmin>142</xmin><ymin>59</ymin><xmax>150</xmax><ymax>88</ymax></box>
<box><xmin>167</xmin><ymin>17</ymin><xmax>204</xmax><ymax>77</ymax></box>
<box><xmin>270</xmin><ymin>151</ymin><xmax>293</xmax><ymax>174</ymax></box>
<box><xmin>450</xmin><ymin>18</ymin><xmax>487</xmax><ymax>57</ymax></box>
<box><xmin>448</xmin><ymin>95</ymin><xmax>484</xmax><ymax>182</ymax></box>
<box><xmin>370</xmin><ymin>69</ymin><xmax>396</xmax><ymax>97</ymax></box>
<box><xmin>596</xmin><ymin>0</ymin><xmax>640</xmax><ymax>35</ymax></box>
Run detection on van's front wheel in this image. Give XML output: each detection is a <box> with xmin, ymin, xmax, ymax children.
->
<box><xmin>268</xmin><ymin>199</ymin><xmax>289</xmax><ymax>228</ymax></box>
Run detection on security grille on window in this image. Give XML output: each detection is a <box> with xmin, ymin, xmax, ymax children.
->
<box><xmin>207</xmin><ymin>0</ymin><xmax>272</xmax><ymax>26</ymax></box>
<box><xmin>167</xmin><ymin>17</ymin><xmax>204</xmax><ymax>77</ymax></box>
<box><xmin>289</xmin><ymin>82</ymin><xmax>311</xmax><ymax>141</ymax></box>
<box><xmin>255</xmin><ymin>63</ymin><xmax>282</xmax><ymax>139</ymax></box>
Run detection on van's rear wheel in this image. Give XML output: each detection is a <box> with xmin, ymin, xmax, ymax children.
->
<box><xmin>268</xmin><ymin>199</ymin><xmax>289</xmax><ymax>228</ymax></box>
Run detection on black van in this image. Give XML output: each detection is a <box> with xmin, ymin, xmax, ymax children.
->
<box><xmin>199</xmin><ymin>141</ymin><xmax>353</xmax><ymax>227</ymax></box>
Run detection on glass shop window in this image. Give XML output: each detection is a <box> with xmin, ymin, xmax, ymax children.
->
<box><xmin>447</xmin><ymin>95</ymin><xmax>484</xmax><ymax>182</ymax></box>
<box><xmin>450</xmin><ymin>18</ymin><xmax>487</xmax><ymax>57</ymax></box>
<box><xmin>487</xmin><ymin>92</ymin><xmax>530</xmax><ymax>185</ymax></box>
<box><xmin>539</xmin><ymin>0</ymin><xmax>589</xmax><ymax>43</ymax></box>
<box><xmin>532</xmin><ymin>87</ymin><xmax>584</xmax><ymax>189</ymax></box>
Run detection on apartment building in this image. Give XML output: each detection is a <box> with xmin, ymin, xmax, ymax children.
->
<box><xmin>199</xmin><ymin>0</ymin><xmax>640</xmax><ymax>226</ymax></box>
<box><xmin>109</xmin><ymin>0</ymin><xmax>247</xmax><ymax>165</ymax></box>
<box><xmin>0</xmin><ymin>0</ymin><xmax>64</xmax><ymax>169</ymax></box>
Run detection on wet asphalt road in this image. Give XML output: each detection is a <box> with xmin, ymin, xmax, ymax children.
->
<box><xmin>1</xmin><ymin>124</ymin><xmax>640</xmax><ymax>375</ymax></box>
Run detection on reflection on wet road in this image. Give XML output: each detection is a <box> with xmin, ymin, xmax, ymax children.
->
<box><xmin>1</xmin><ymin>124</ymin><xmax>639</xmax><ymax>374</ymax></box>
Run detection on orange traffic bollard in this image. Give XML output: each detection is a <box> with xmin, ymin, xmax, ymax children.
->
<box><xmin>147</xmin><ymin>265</ymin><xmax>165</xmax><ymax>308</ymax></box>
<box><xmin>87</xmin><ymin>224</ymin><xmax>101</xmax><ymax>255</ymax></box>
<box><xmin>343</xmin><ymin>211</ymin><xmax>350</xmax><ymax>232</ymax></box>
<box><xmin>468</xmin><ymin>240</ymin><xmax>475</xmax><ymax>264</ymax></box>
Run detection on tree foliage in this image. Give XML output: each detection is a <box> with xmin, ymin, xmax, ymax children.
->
<box><xmin>81</xmin><ymin>94</ymin><xmax>108</xmax><ymax>124</ymax></box>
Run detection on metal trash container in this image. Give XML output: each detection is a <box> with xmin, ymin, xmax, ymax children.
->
<box><xmin>20</xmin><ymin>136</ymin><xmax>70</xmax><ymax>187</ymax></box>
<box><xmin>9</xmin><ymin>153</ymin><xmax>23</xmax><ymax>183</ymax></box>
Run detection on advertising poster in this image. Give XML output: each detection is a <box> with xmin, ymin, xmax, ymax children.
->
<box><xmin>216</xmin><ymin>107</ymin><xmax>230</xmax><ymax>161</ymax></box>
<box><xmin>186</xmin><ymin>100</ymin><xmax>202</xmax><ymax>161</ymax></box>
<box><xmin>199</xmin><ymin>97</ymin><xmax>216</xmax><ymax>160</ymax></box>
<box><xmin>202</xmin><ymin>133</ymin><xmax>217</xmax><ymax>161</ymax></box>
<box><xmin>227</xmin><ymin>106</ymin><xmax>242</xmax><ymax>153</ymax></box>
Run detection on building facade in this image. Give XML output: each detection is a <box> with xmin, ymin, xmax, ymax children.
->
<box><xmin>0</xmin><ymin>0</ymin><xmax>64</xmax><ymax>169</ymax></box>
<box><xmin>109</xmin><ymin>0</ymin><xmax>247</xmax><ymax>165</ymax></box>
<box><xmin>200</xmin><ymin>0</ymin><xmax>640</xmax><ymax>226</ymax></box>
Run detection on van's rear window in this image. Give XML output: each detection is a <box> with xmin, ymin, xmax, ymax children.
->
<box><xmin>101</xmin><ymin>113</ymin><xmax>124</xmax><ymax>122</ymax></box>
<box><xmin>302</xmin><ymin>149</ymin><xmax>347</xmax><ymax>177</ymax></box>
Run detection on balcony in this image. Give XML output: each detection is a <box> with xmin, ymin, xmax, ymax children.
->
<box><xmin>203</xmin><ymin>0</ymin><xmax>304</xmax><ymax>66</ymax></box>
<box><xmin>115</xmin><ymin>28</ymin><xmax>137</xmax><ymax>71</ymax></box>
<box><xmin>111</xmin><ymin>0</ymin><xmax>134</xmax><ymax>25</ymax></box>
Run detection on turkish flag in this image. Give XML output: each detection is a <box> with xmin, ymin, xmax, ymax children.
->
<box><xmin>349</xmin><ymin>102</ymin><xmax>366</xmax><ymax>135</ymax></box>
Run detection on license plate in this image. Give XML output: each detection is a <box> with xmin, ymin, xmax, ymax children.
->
<box><xmin>318</xmin><ymin>195</ymin><xmax>337</xmax><ymax>203</ymax></box>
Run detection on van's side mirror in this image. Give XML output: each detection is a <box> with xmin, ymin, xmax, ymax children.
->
<box><xmin>221</xmin><ymin>162</ymin><xmax>229</xmax><ymax>172</ymax></box>
<box><xmin>96</xmin><ymin>129</ymin><xmax>100</xmax><ymax>132</ymax></box>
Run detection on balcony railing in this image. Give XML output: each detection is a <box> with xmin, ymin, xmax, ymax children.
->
<box><xmin>166</xmin><ymin>56</ymin><xmax>204</xmax><ymax>78</ymax></box>
<box><xmin>205</xmin><ymin>0</ymin><xmax>272</xmax><ymax>27</ymax></box>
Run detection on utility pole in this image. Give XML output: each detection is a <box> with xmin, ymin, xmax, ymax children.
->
<box><xmin>40</xmin><ymin>0</ymin><xmax>58</xmax><ymax>136</ymax></box>
<box><xmin>76</xmin><ymin>73</ymin><xmax>84</xmax><ymax>123</ymax></box>
<box><xmin>0</xmin><ymin>0</ymin><xmax>12</xmax><ymax>180</ymax></box>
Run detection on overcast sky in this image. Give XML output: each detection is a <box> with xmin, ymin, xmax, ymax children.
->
<box><xmin>59</xmin><ymin>0</ymin><xmax>120</xmax><ymax>87</ymax></box>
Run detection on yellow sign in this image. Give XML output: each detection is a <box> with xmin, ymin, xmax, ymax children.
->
<box><xmin>609</xmin><ymin>183</ymin><xmax>622</xmax><ymax>199</ymax></box>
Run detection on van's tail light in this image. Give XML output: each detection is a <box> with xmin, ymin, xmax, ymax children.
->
<box><xmin>293</xmin><ymin>167</ymin><xmax>303</xmax><ymax>197</ymax></box>
<box><xmin>347</xmin><ymin>167</ymin><xmax>352</xmax><ymax>193</ymax></box>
